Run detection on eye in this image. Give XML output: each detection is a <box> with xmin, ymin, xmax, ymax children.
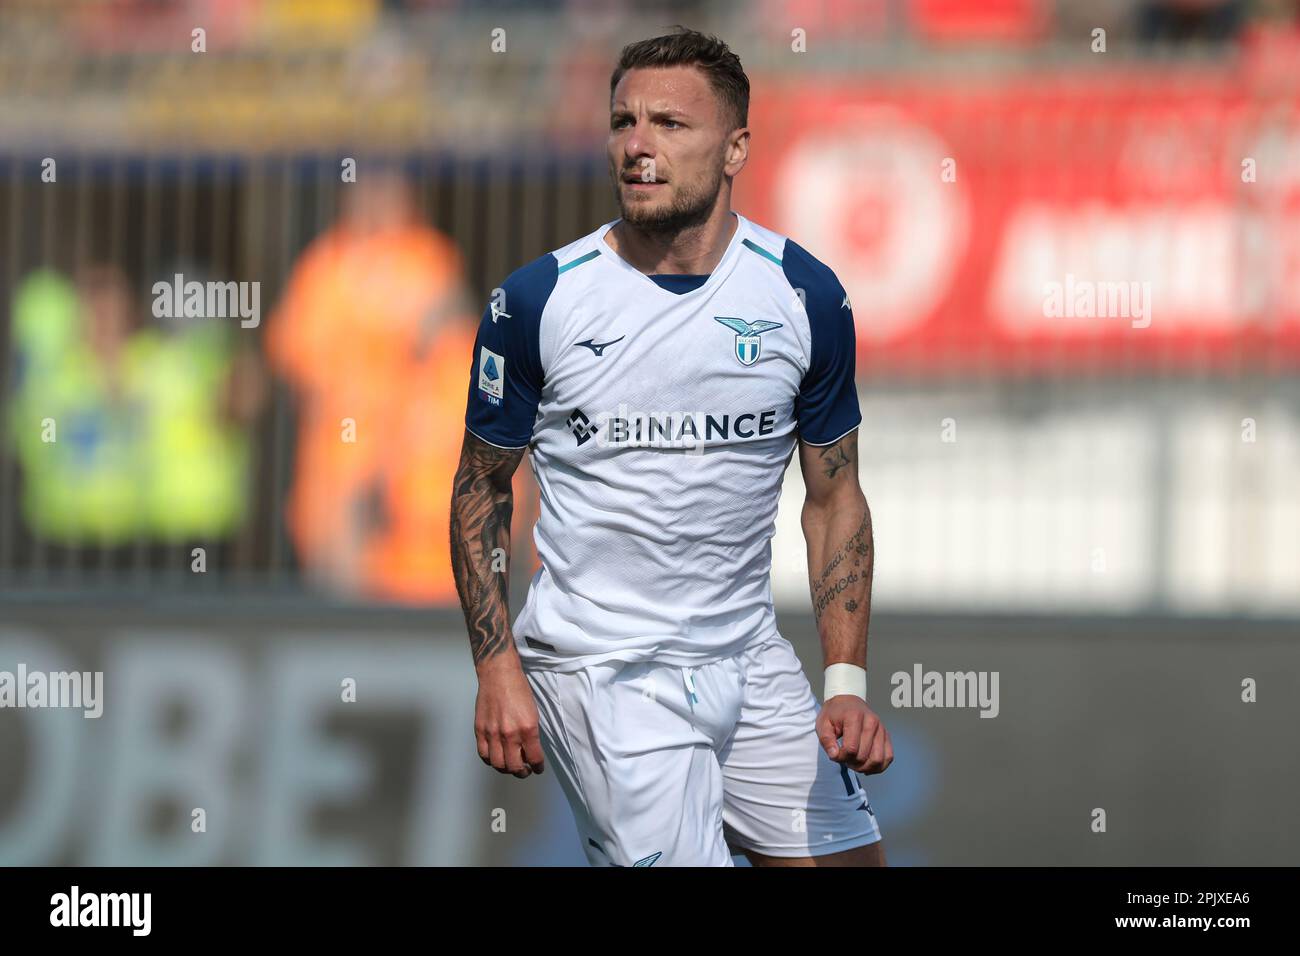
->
<box><xmin>662</xmin><ymin>119</ymin><xmax>681</xmax><ymax>130</ymax></box>
<box><xmin>611</xmin><ymin>116</ymin><xmax>632</xmax><ymax>130</ymax></box>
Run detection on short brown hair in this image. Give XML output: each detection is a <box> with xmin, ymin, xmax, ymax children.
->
<box><xmin>610</xmin><ymin>27</ymin><xmax>749</xmax><ymax>130</ymax></box>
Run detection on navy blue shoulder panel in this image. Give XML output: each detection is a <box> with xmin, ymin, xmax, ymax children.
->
<box><xmin>464</xmin><ymin>252</ymin><xmax>558</xmax><ymax>448</ymax></box>
<box><xmin>781</xmin><ymin>239</ymin><xmax>861</xmax><ymax>446</ymax></box>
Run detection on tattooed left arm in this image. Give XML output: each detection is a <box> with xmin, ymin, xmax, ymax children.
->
<box><xmin>798</xmin><ymin>429</ymin><xmax>892</xmax><ymax>774</ymax></box>
<box><xmin>800</xmin><ymin>429</ymin><xmax>873</xmax><ymax>669</ymax></box>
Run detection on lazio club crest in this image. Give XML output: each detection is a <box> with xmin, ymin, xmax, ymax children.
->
<box><xmin>713</xmin><ymin>317</ymin><xmax>783</xmax><ymax>367</ymax></box>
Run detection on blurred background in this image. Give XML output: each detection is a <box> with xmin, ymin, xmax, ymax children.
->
<box><xmin>1</xmin><ymin>0</ymin><xmax>1298</xmax><ymax>865</ymax></box>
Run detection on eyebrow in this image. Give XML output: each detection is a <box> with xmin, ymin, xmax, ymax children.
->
<box><xmin>610</xmin><ymin>107</ymin><xmax>689</xmax><ymax>122</ymax></box>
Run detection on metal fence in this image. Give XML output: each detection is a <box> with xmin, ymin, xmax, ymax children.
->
<box><xmin>0</xmin><ymin>151</ymin><xmax>616</xmax><ymax>590</ymax></box>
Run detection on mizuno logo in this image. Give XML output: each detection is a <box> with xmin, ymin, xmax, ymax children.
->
<box><xmin>489</xmin><ymin>300</ymin><xmax>511</xmax><ymax>323</ymax></box>
<box><xmin>840</xmin><ymin>764</ymin><xmax>875</xmax><ymax>816</ymax></box>
<box><xmin>588</xmin><ymin>839</ymin><xmax>662</xmax><ymax>867</ymax></box>
<box><xmin>574</xmin><ymin>336</ymin><xmax>625</xmax><ymax>356</ymax></box>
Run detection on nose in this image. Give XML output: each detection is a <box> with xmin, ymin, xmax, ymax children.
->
<box><xmin>623</xmin><ymin>119</ymin><xmax>656</xmax><ymax>167</ymax></box>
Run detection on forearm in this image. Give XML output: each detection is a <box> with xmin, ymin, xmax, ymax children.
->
<box><xmin>450</xmin><ymin>435</ymin><xmax>523</xmax><ymax>668</ymax></box>
<box><xmin>803</xmin><ymin>491</ymin><xmax>874</xmax><ymax>669</ymax></box>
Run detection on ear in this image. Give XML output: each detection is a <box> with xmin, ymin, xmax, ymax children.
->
<box><xmin>725</xmin><ymin>127</ymin><xmax>750</xmax><ymax>177</ymax></box>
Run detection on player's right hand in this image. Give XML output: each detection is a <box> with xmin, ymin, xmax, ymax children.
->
<box><xmin>474</xmin><ymin>655</ymin><xmax>546</xmax><ymax>779</ymax></box>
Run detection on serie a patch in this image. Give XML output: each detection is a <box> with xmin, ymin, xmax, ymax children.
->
<box><xmin>478</xmin><ymin>347</ymin><xmax>505</xmax><ymax>404</ymax></box>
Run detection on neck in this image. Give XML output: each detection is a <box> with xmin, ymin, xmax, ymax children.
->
<box><xmin>606</xmin><ymin>202</ymin><xmax>738</xmax><ymax>276</ymax></box>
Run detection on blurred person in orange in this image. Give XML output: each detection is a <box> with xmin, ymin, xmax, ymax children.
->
<box><xmin>266</xmin><ymin>164</ymin><xmax>533</xmax><ymax>603</ymax></box>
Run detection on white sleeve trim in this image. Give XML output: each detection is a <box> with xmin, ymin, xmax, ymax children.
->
<box><xmin>798</xmin><ymin>420</ymin><xmax>861</xmax><ymax>448</ymax></box>
<box><xmin>465</xmin><ymin>424</ymin><xmax>530</xmax><ymax>451</ymax></box>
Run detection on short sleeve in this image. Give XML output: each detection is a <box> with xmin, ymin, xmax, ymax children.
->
<box><xmin>783</xmin><ymin>239</ymin><xmax>861</xmax><ymax>445</ymax></box>
<box><xmin>463</xmin><ymin>253</ymin><xmax>557</xmax><ymax>448</ymax></box>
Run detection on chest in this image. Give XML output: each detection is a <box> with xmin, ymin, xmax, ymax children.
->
<box><xmin>541</xmin><ymin>275</ymin><xmax>810</xmax><ymax>415</ymax></box>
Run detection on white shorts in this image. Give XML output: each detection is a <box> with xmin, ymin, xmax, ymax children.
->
<box><xmin>524</xmin><ymin>633</ymin><xmax>883</xmax><ymax>866</ymax></box>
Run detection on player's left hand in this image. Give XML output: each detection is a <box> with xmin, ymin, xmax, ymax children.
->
<box><xmin>817</xmin><ymin>697</ymin><xmax>893</xmax><ymax>775</ymax></box>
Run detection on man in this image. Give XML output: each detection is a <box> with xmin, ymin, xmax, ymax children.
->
<box><xmin>451</xmin><ymin>28</ymin><xmax>892</xmax><ymax>867</ymax></box>
<box><xmin>268</xmin><ymin>167</ymin><xmax>490</xmax><ymax>604</ymax></box>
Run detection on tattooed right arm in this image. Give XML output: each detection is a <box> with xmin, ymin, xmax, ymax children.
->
<box><xmin>451</xmin><ymin>428</ymin><xmax>546</xmax><ymax>778</ymax></box>
<box><xmin>450</xmin><ymin>429</ymin><xmax>527</xmax><ymax>667</ymax></box>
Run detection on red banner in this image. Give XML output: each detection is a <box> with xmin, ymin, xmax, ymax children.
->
<box><xmin>738</xmin><ymin>70</ymin><xmax>1300</xmax><ymax>373</ymax></box>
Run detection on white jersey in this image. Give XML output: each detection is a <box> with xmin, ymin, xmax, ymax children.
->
<box><xmin>464</xmin><ymin>212</ymin><xmax>860</xmax><ymax>672</ymax></box>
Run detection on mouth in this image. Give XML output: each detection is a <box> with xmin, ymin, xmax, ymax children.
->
<box><xmin>622</xmin><ymin>173</ymin><xmax>667</xmax><ymax>187</ymax></box>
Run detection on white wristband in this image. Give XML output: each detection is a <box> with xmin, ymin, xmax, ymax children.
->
<box><xmin>824</xmin><ymin>663</ymin><xmax>867</xmax><ymax>702</ymax></box>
